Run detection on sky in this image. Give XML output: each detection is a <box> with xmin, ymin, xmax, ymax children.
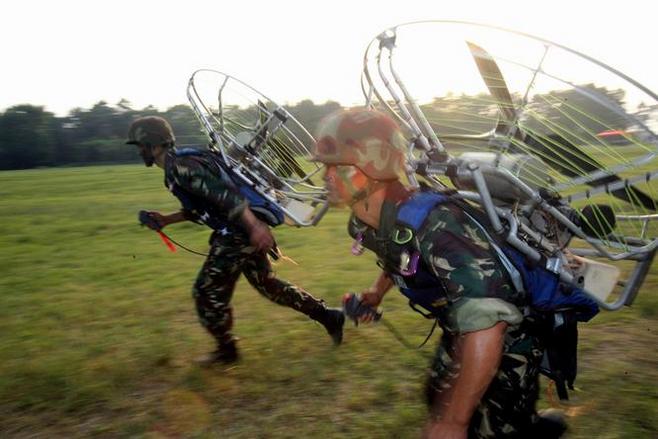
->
<box><xmin>1</xmin><ymin>0</ymin><xmax>657</xmax><ymax>116</ymax></box>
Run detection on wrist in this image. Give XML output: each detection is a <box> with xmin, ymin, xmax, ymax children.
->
<box><xmin>164</xmin><ymin>212</ymin><xmax>184</xmax><ymax>226</ymax></box>
<box><xmin>362</xmin><ymin>287</ymin><xmax>380</xmax><ymax>297</ymax></box>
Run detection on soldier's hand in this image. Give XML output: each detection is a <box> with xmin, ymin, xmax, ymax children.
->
<box><xmin>360</xmin><ymin>288</ymin><xmax>384</xmax><ymax>308</ymax></box>
<box><xmin>249</xmin><ymin>221</ymin><xmax>274</xmax><ymax>253</ymax></box>
<box><xmin>140</xmin><ymin>211</ymin><xmax>167</xmax><ymax>230</ymax></box>
<box><xmin>342</xmin><ymin>292</ymin><xmax>382</xmax><ymax>325</ymax></box>
<box><xmin>357</xmin><ymin>288</ymin><xmax>385</xmax><ymax>323</ymax></box>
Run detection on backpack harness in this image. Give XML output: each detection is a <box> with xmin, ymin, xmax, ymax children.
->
<box><xmin>167</xmin><ymin>148</ymin><xmax>285</xmax><ymax>229</ymax></box>
<box><xmin>350</xmin><ymin>189</ymin><xmax>600</xmax><ymax>399</ymax></box>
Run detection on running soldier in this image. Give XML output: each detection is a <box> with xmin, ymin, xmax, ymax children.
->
<box><xmin>311</xmin><ymin>109</ymin><xmax>566</xmax><ymax>438</ymax></box>
<box><xmin>127</xmin><ymin>116</ymin><xmax>344</xmax><ymax>365</ymax></box>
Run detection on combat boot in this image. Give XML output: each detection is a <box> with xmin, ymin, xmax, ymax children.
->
<box><xmin>195</xmin><ymin>339</ymin><xmax>239</xmax><ymax>366</ymax></box>
<box><xmin>530</xmin><ymin>408</ymin><xmax>568</xmax><ymax>438</ymax></box>
<box><xmin>310</xmin><ymin>305</ymin><xmax>345</xmax><ymax>346</ymax></box>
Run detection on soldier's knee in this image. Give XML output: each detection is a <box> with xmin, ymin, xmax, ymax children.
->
<box><xmin>247</xmin><ymin>273</ymin><xmax>280</xmax><ymax>296</ymax></box>
<box><xmin>245</xmin><ymin>269</ymin><xmax>274</xmax><ymax>287</ymax></box>
<box><xmin>192</xmin><ymin>276</ymin><xmax>210</xmax><ymax>297</ymax></box>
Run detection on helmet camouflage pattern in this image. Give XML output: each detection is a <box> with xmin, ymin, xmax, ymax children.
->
<box><xmin>126</xmin><ymin>116</ymin><xmax>176</xmax><ymax>147</ymax></box>
<box><xmin>312</xmin><ymin>109</ymin><xmax>406</xmax><ymax>180</ymax></box>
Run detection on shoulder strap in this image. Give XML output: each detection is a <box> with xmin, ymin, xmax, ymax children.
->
<box><xmin>173</xmin><ymin>147</ymin><xmax>203</xmax><ymax>157</ymax></box>
<box><xmin>378</xmin><ymin>199</ymin><xmax>399</xmax><ymax>241</ymax></box>
<box><xmin>373</xmin><ymin>191</ymin><xmax>451</xmax><ymax>274</ymax></box>
<box><xmin>396</xmin><ymin>191</ymin><xmax>451</xmax><ymax>232</ymax></box>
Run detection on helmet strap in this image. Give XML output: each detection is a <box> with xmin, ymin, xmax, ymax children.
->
<box><xmin>140</xmin><ymin>143</ymin><xmax>155</xmax><ymax>167</ymax></box>
<box><xmin>351</xmin><ymin>179</ymin><xmax>388</xmax><ymax>212</ymax></box>
<box><xmin>349</xmin><ymin>188</ymin><xmax>369</xmax><ymax>208</ymax></box>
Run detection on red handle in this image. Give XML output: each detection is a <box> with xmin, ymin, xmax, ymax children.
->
<box><xmin>157</xmin><ymin>231</ymin><xmax>177</xmax><ymax>252</ymax></box>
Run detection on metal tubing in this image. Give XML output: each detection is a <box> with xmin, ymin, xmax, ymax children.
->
<box><xmin>376</xmin><ymin>49</ymin><xmax>431</xmax><ymax>150</ymax></box>
<box><xmin>557</xmin><ymin>163</ymin><xmax>658</xmax><ymax>195</ymax></box>
<box><xmin>569</xmin><ymin>248</ymin><xmax>647</xmax><ymax>261</ymax></box>
<box><xmin>387</xmin><ymin>50</ymin><xmax>446</xmax><ymax>154</ymax></box>
<box><xmin>483</xmin><ymin>166</ymin><xmax>635</xmax><ymax>258</ymax></box>
<box><xmin>469</xmin><ymin>165</ymin><xmax>505</xmax><ymax>233</ymax></box>
<box><xmin>186</xmin><ymin>70</ymin><xmax>329</xmax><ymax>227</ymax></box>
<box><xmin>455</xmin><ymin>191</ymin><xmax>652</xmax><ymax>309</ymax></box>
<box><xmin>623</xmin><ymin>247</ymin><xmax>657</xmax><ymax>306</ymax></box>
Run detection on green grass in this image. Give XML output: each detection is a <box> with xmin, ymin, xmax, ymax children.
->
<box><xmin>1</xmin><ymin>165</ymin><xmax>656</xmax><ymax>438</ymax></box>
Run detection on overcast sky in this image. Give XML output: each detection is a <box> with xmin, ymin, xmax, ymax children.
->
<box><xmin>1</xmin><ymin>0</ymin><xmax>656</xmax><ymax>116</ymax></box>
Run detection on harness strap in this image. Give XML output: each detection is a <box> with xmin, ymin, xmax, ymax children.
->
<box><xmin>172</xmin><ymin>148</ymin><xmax>284</xmax><ymax>227</ymax></box>
<box><xmin>379</xmin><ymin>192</ymin><xmax>452</xmax><ymax>317</ymax></box>
<box><xmin>396</xmin><ymin>192</ymin><xmax>450</xmax><ymax>230</ymax></box>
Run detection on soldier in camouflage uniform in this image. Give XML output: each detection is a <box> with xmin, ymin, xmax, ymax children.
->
<box><xmin>312</xmin><ymin>109</ymin><xmax>565</xmax><ymax>438</ymax></box>
<box><xmin>126</xmin><ymin>116</ymin><xmax>344</xmax><ymax>365</ymax></box>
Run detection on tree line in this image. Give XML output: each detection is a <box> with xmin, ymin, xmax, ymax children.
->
<box><xmin>0</xmin><ymin>99</ymin><xmax>343</xmax><ymax>171</ymax></box>
<box><xmin>1</xmin><ymin>85</ymin><xmax>654</xmax><ymax>171</ymax></box>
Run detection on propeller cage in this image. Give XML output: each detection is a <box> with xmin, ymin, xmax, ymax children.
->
<box><xmin>362</xmin><ymin>21</ymin><xmax>658</xmax><ymax>310</ymax></box>
<box><xmin>187</xmin><ymin>70</ymin><xmax>329</xmax><ymax>226</ymax></box>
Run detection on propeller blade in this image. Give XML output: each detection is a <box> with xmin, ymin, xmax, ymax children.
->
<box><xmin>525</xmin><ymin>133</ymin><xmax>658</xmax><ymax>211</ymax></box>
<box><xmin>467</xmin><ymin>42</ymin><xmax>657</xmax><ymax>211</ymax></box>
<box><xmin>467</xmin><ymin>41</ymin><xmax>517</xmax><ymax>126</ymax></box>
<box><xmin>256</xmin><ymin>100</ymin><xmax>309</xmax><ymax>181</ymax></box>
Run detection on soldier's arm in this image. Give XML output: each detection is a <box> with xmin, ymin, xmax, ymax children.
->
<box><xmin>360</xmin><ymin>270</ymin><xmax>394</xmax><ymax>307</ymax></box>
<box><xmin>355</xmin><ymin>271</ymin><xmax>393</xmax><ymax>324</ymax></box>
<box><xmin>142</xmin><ymin>211</ymin><xmax>188</xmax><ymax>229</ymax></box>
<box><xmin>425</xmin><ymin>321</ymin><xmax>507</xmax><ymax>438</ymax></box>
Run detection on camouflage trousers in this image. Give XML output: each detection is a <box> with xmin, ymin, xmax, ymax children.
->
<box><xmin>192</xmin><ymin>230</ymin><xmax>325</xmax><ymax>346</ymax></box>
<box><xmin>426</xmin><ymin>321</ymin><xmax>545</xmax><ymax>438</ymax></box>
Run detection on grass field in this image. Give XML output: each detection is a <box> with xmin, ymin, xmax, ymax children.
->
<box><xmin>0</xmin><ymin>165</ymin><xmax>656</xmax><ymax>438</ymax></box>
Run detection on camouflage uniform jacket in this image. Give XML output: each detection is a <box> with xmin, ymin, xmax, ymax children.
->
<box><xmin>348</xmin><ymin>192</ymin><xmax>526</xmax><ymax>334</ymax></box>
<box><xmin>164</xmin><ymin>148</ymin><xmax>249</xmax><ymax>234</ymax></box>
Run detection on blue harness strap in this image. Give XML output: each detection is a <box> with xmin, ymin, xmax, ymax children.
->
<box><xmin>396</xmin><ymin>192</ymin><xmax>450</xmax><ymax>230</ymax></box>
<box><xmin>391</xmin><ymin>191</ymin><xmax>453</xmax><ymax>317</ymax></box>
<box><xmin>174</xmin><ymin>147</ymin><xmax>203</xmax><ymax>156</ymax></box>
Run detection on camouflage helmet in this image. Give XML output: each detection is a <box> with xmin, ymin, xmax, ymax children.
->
<box><xmin>312</xmin><ymin>109</ymin><xmax>406</xmax><ymax>180</ymax></box>
<box><xmin>126</xmin><ymin>116</ymin><xmax>176</xmax><ymax>147</ymax></box>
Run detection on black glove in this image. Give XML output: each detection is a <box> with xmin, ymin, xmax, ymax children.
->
<box><xmin>342</xmin><ymin>292</ymin><xmax>382</xmax><ymax>326</ymax></box>
<box><xmin>138</xmin><ymin>210</ymin><xmax>161</xmax><ymax>231</ymax></box>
